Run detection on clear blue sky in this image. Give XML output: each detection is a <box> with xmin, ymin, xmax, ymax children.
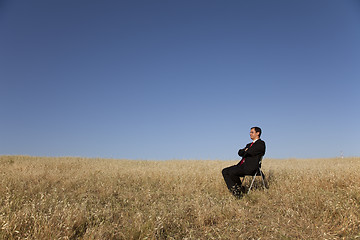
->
<box><xmin>1</xmin><ymin>0</ymin><xmax>359</xmax><ymax>160</ymax></box>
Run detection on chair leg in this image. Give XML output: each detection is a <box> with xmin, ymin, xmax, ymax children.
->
<box><xmin>259</xmin><ymin>170</ymin><xmax>266</xmax><ymax>189</ymax></box>
<box><xmin>240</xmin><ymin>176</ymin><xmax>246</xmax><ymax>192</ymax></box>
<box><xmin>247</xmin><ymin>172</ymin><xmax>257</xmax><ymax>194</ymax></box>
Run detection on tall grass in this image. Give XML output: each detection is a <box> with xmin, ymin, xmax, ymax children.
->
<box><xmin>1</xmin><ymin>155</ymin><xmax>359</xmax><ymax>239</ymax></box>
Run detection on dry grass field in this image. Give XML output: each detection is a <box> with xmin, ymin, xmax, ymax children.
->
<box><xmin>1</xmin><ymin>155</ymin><xmax>359</xmax><ymax>239</ymax></box>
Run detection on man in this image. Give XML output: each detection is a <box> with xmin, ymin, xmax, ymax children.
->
<box><xmin>222</xmin><ymin>127</ymin><xmax>266</xmax><ymax>197</ymax></box>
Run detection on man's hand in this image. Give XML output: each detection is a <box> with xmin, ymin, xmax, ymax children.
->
<box><xmin>244</xmin><ymin>148</ymin><xmax>248</xmax><ymax>151</ymax></box>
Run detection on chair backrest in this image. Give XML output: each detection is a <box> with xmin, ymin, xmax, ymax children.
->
<box><xmin>250</xmin><ymin>156</ymin><xmax>264</xmax><ymax>176</ymax></box>
<box><xmin>258</xmin><ymin>156</ymin><xmax>264</xmax><ymax>169</ymax></box>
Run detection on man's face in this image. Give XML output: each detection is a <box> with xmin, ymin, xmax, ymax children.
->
<box><xmin>250</xmin><ymin>128</ymin><xmax>259</xmax><ymax>140</ymax></box>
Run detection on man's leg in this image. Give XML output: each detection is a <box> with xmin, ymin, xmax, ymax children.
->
<box><xmin>222</xmin><ymin>165</ymin><xmax>244</xmax><ymax>195</ymax></box>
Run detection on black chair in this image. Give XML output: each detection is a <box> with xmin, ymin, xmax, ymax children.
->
<box><xmin>241</xmin><ymin>156</ymin><xmax>266</xmax><ymax>194</ymax></box>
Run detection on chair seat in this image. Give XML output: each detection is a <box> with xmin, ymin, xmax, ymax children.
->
<box><xmin>251</xmin><ymin>168</ymin><xmax>264</xmax><ymax>177</ymax></box>
<box><xmin>241</xmin><ymin>156</ymin><xmax>266</xmax><ymax>194</ymax></box>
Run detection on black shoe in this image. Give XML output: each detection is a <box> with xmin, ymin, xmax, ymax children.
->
<box><xmin>230</xmin><ymin>186</ymin><xmax>241</xmax><ymax>197</ymax></box>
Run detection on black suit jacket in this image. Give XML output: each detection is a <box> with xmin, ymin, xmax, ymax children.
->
<box><xmin>238</xmin><ymin>139</ymin><xmax>266</xmax><ymax>174</ymax></box>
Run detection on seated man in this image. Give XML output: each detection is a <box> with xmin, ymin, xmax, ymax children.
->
<box><xmin>222</xmin><ymin>126</ymin><xmax>266</xmax><ymax>197</ymax></box>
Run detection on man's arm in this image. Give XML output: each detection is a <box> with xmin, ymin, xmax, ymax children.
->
<box><xmin>238</xmin><ymin>143</ymin><xmax>251</xmax><ymax>157</ymax></box>
<box><xmin>243</xmin><ymin>140</ymin><xmax>266</xmax><ymax>157</ymax></box>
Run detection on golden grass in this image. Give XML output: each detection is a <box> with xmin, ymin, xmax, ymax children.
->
<box><xmin>1</xmin><ymin>155</ymin><xmax>359</xmax><ymax>239</ymax></box>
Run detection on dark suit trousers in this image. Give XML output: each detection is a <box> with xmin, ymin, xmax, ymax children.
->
<box><xmin>222</xmin><ymin>164</ymin><xmax>245</xmax><ymax>191</ymax></box>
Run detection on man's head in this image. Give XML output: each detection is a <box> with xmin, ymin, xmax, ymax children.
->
<box><xmin>250</xmin><ymin>127</ymin><xmax>262</xmax><ymax>140</ymax></box>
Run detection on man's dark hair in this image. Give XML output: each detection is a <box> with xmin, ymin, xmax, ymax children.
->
<box><xmin>251</xmin><ymin>127</ymin><xmax>262</xmax><ymax>137</ymax></box>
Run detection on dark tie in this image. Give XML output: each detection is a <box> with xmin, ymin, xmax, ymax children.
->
<box><xmin>239</xmin><ymin>142</ymin><xmax>254</xmax><ymax>166</ymax></box>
